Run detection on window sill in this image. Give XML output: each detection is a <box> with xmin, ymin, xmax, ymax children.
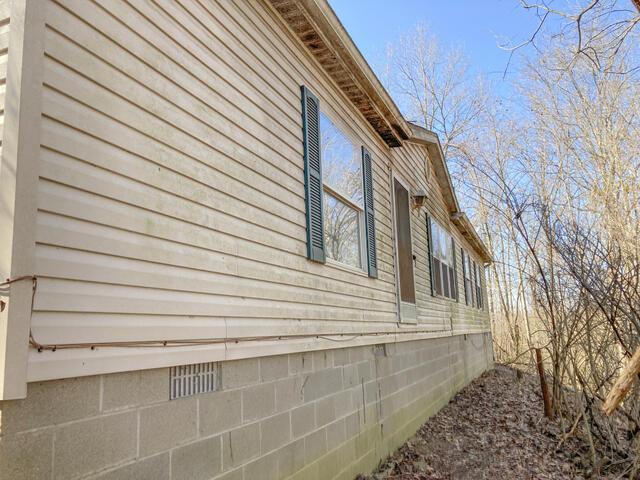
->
<box><xmin>434</xmin><ymin>293</ymin><xmax>458</xmax><ymax>303</ymax></box>
<box><xmin>326</xmin><ymin>258</ymin><xmax>368</xmax><ymax>277</ymax></box>
<box><xmin>463</xmin><ymin>303</ymin><xmax>484</xmax><ymax>311</ymax></box>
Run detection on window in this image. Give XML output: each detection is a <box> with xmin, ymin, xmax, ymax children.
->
<box><xmin>429</xmin><ymin>218</ymin><xmax>456</xmax><ymax>300</ymax></box>
<box><xmin>320</xmin><ymin>112</ymin><xmax>365</xmax><ymax>270</ymax></box>
<box><xmin>463</xmin><ymin>251</ymin><xmax>484</xmax><ymax>309</ymax></box>
<box><xmin>300</xmin><ymin>85</ymin><xmax>377</xmax><ymax>277</ymax></box>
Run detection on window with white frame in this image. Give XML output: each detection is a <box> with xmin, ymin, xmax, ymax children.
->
<box><xmin>320</xmin><ymin>112</ymin><xmax>365</xmax><ymax>270</ymax></box>
<box><xmin>430</xmin><ymin>219</ymin><xmax>456</xmax><ymax>300</ymax></box>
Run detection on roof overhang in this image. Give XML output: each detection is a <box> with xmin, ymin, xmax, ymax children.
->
<box><xmin>268</xmin><ymin>0</ymin><xmax>492</xmax><ymax>264</ymax></box>
<box><xmin>407</xmin><ymin>124</ymin><xmax>460</xmax><ymax>214</ymax></box>
<box><xmin>451</xmin><ymin>212</ymin><xmax>493</xmax><ymax>264</ymax></box>
<box><xmin>408</xmin><ymin>124</ymin><xmax>493</xmax><ymax>264</ymax></box>
<box><xmin>267</xmin><ymin>0</ymin><xmax>411</xmax><ymax>147</ymax></box>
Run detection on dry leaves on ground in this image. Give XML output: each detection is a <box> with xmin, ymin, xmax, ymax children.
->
<box><xmin>359</xmin><ymin>365</ymin><xmax>610</xmax><ymax>480</ymax></box>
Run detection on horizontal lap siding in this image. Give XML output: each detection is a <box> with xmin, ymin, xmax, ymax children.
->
<box><xmin>0</xmin><ymin>1</ymin><xmax>8</xmax><ymax>155</ymax></box>
<box><xmin>28</xmin><ymin>0</ymin><xmax>488</xmax><ymax>380</ymax></box>
<box><xmin>410</xmin><ymin>144</ymin><xmax>489</xmax><ymax>332</ymax></box>
<box><xmin>390</xmin><ymin>143</ymin><xmax>489</xmax><ymax>332</ymax></box>
<box><xmin>390</xmin><ymin>145</ymin><xmax>441</xmax><ymax>328</ymax></box>
<box><xmin>30</xmin><ymin>0</ymin><xmax>402</xmax><ymax>379</ymax></box>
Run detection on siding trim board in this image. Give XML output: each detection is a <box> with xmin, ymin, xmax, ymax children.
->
<box><xmin>0</xmin><ymin>0</ymin><xmax>46</xmax><ymax>400</ymax></box>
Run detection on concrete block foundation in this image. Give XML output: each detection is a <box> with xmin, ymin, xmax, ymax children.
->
<box><xmin>0</xmin><ymin>333</ymin><xmax>493</xmax><ymax>479</ymax></box>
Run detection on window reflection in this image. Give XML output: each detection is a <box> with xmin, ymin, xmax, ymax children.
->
<box><xmin>320</xmin><ymin>112</ymin><xmax>363</xmax><ymax>206</ymax></box>
<box><xmin>431</xmin><ymin>219</ymin><xmax>456</xmax><ymax>299</ymax></box>
<box><xmin>324</xmin><ymin>192</ymin><xmax>361</xmax><ymax>268</ymax></box>
<box><xmin>320</xmin><ymin>111</ymin><xmax>364</xmax><ymax>270</ymax></box>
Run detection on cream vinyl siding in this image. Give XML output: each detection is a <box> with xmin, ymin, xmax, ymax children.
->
<box><xmin>0</xmin><ymin>0</ymin><xmax>8</xmax><ymax>151</ymax></box>
<box><xmin>26</xmin><ymin>0</ymin><xmax>489</xmax><ymax>381</ymax></box>
<box><xmin>355</xmin><ymin>120</ymin><xmax>489</xmax><ymax>335</ymax></box>
<box><xmin>391</xmin><ymin>142</ymin><xmax>490</xmax><ymax>334</ymax></box>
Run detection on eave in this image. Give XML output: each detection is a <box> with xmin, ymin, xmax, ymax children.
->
<box><xmin>267</xmin><ymin>0</ymin><xmax>411</xmax><ymax>147</ymax></box>
<box><xmin>408</xmin><ymin>124</ymin><xmax>493</xmax><ymax>264</ymax></box>
<box><xmin>268</xmin><ymin>0</ymin><xmax>492</xmax><ymax>264</ymax></box>
<box><xmin>451</xmin><ymin>213</ymin><xmax>493</xmax><ymax>265</ymax></box>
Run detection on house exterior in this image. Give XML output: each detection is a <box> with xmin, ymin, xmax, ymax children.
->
<box><xmin>0</xmin><ymin>0</ymin><xmax>493</xmax><ymax>479</ymax></box>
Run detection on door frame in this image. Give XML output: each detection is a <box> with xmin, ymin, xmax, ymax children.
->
<box><xmin>390</xmin><ymin>170</ymin><xmax>417</xmax><ymax>324</ymax></box>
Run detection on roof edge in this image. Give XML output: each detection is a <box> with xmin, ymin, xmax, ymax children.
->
<box><xmin>268</xmin><ymin>0</ymin><xmax>411</xmax><ymax>147</ymax></box>
<box><xmin>408</xmin><ymin>124</ymin><xmax>492</xmax><ymax>264</ymax></box>
<box><xmin>451</xmin><ymin>213</ymin><xmax>493</xmax><ymax>264</ymax></box>
<box><xmin>268</xmin><ymin>0</ymin><xmax>491</xmax><ymax>263</ymax></box>
<box><xmin>406</xmin><ymin>123</ymin><xmax>460</xmax><ymax>213</ymax></box>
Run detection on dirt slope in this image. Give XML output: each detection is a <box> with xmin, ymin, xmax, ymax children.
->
<box><xmin>359</xmin><ymin>365</ymin><xmax>600</xmax><ymax>480</ymax></box>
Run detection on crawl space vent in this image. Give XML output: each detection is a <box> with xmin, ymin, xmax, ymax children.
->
<box><xmin>170</xmin><ymin>362</ymin><xmax>220</xmax><ymax>400</ymax></box>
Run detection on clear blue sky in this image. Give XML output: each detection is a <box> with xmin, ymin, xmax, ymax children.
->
<box><xmin>328</xmin><ymin>1</ymin><xmax>545</xmax><ymax>87</ymax></box>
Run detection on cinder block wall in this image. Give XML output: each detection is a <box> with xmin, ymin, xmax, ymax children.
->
<box><xmin>0</xmin><ymin>333</ymin><xmax>493</xmax><ymax>480</ymax></box>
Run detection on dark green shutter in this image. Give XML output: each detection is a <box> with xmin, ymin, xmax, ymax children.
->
<box><xmin>425</xmin><ymin>214</ymin><xmax>435</xmax><ymax>296</ymax></box>
<box><xmin>461</xmin><ymin>248</ymin><xmax>468</xmax><ymax>305</ymax></box>
<box><xmin>301</xmin><ymin>86</ymin><xmax>325</xmax><ymax>263</ymax></box>
<box><xmin>478</xmin><ymin>265</ymin><xmax>483</xmax><ymax>310</ymax></box>
<box><xmin>477</xmin><ymin>263</ymin><xmax>483</xmax><ymax>310</ymax></box>
<box><xmin>361</xmin><ymin>147</ymin><xmax>377</xmax><ymax>278</ymax></box>
<box><xmin>452</xmin><ymin>238</ymin><xmax>459</xmax><ymax>302</ymax></box>
<box><xmin>471</xmin><ymin>260</ymin><xmax>476</xmax><ymax>308</ymax></box>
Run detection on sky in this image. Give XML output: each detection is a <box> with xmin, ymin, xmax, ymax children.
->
<box><xmin>327</xmin><ymin>1</ymin><xmax>546</xmax><ymax>90</ymax></box>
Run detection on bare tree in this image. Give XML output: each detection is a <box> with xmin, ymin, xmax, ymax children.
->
<box><xmin>508</xmin><ymin>40</ymin><xmax>639</xmax><ymax>474</ymax></box>
<box><xmin>387</xmin><ymin>24</ymin><xmax>488</xmax><ymax>165</ymax></box>
<box><xmin>387</xmin><ymin>16</ymin><xmax>640</xmax><ymax>475</ymax></box>
<box><xmin>507</xmin><ymin>0</ymin><xmax>640</xmax><ymax>73</ymax></box>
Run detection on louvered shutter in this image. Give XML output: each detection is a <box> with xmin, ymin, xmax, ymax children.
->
<box><xmin>473</xmin><ymin>262</ymin><xmax>478</xmax><ymax>308</ymax></box>
<box><xmin>471</xmin><ymin>260</ymin><xmax>476</xmax><ymax>308</ymax></box>
<box><xmin>461</xmin><ymin>248</ymin><xmax>469</xmax><ymax>305</ymax></box>
<box><xmin>442</xmin><ymin>265</ymin><xmax>450</xmax><ymax>298</ymax></box>
<box><xmin>481</xmin><ymin>267</ymin><xmax>485</xmax><ymax>309</ymax></box>
<box><xmin>452</xmin><ymin>238</ymin><xmax>459</xmax><ymax>302</ymax></box>
<box><xmin>361</xmin><ymin>147</ymin><xmax>377</xmax><ymax>278</ymax></box>
<box><xmin>426</xmin><ymin>214</ymin><xmax>435</xmax><ymax>296</ymax></box>
<box><xmin>300</xmin><ymin>86</ymin><xmax>325</xmax><ymax>263</ymax></box>
<box><xmin>478</xmin><ymin>266</ymin><xmax>483</xmax><ymax>309</ymax></box>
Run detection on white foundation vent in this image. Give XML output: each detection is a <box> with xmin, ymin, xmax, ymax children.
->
<box><xmin>170</xmin><ymin>362</ymin><xmax>220</xmax><ymax>400</ymax></box>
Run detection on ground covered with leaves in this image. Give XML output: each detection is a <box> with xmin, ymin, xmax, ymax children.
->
<box><xmin>359</xmin><ymin>365</ymin><xmax>612</xmax><ymax>480</ymax></box>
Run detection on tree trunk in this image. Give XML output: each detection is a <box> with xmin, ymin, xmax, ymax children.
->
<box><xmin>603</xmin><ymin>346</ymin><xmax>640</xmax><ymax>416</ymax></box>
<box><xmin>536</xmin><ymin>348</ymin><xmax>554</xmax><ymax>419</ymax></box>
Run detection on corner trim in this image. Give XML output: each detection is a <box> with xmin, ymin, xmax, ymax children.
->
<box><xmin>0</xmin><ymin>0</ymin><xmax>45</xmax><ymax>399</ymax></box>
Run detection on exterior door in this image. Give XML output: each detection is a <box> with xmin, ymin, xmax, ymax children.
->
<box><xmin>393</xmin><ymin>177</ymin><xmax>417</xmax><ymax>322</ymax></box>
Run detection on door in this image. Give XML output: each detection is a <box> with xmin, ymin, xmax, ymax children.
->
<box><xmin>393</xmin><ymin>177</ymin><xmax>417</xmax><ymax>322</ymax></box>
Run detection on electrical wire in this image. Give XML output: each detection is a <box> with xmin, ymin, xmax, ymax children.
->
<box><xmin>2</xmin><ymin>275</ymin><xmax>489</xmax><ymax>353</ymax></box>
<box><xmin>30</xmin><ymin>328</ymin><xmax>456</xmax><ymax>352</ymax></box>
